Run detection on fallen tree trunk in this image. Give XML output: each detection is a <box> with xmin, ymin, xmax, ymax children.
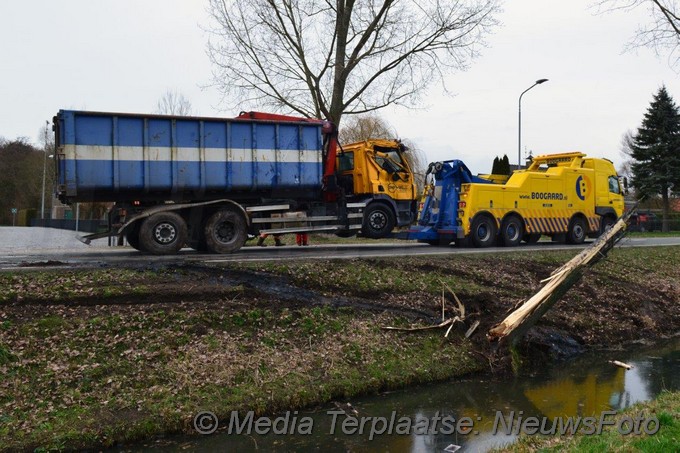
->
<box><xmin>487</xmin><ymin>211</ymin><xmax>634</xmax><ymax>348</ymax></box>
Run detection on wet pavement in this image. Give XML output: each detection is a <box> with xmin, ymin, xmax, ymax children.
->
<box><xmin>0</xmin><ymin>227</ymin><xmax>110</xmax><ymax>253</ymax></box>
<box><xmin>1</xmin><ymin>227</ymin><xmax>679</xmax><ymax>271</ymax></box>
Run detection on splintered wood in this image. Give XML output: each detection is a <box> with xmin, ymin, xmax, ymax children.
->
<box><xmin>487</xmin><ymin>213</ymin><xmax>632</xmax><ymax>348</ymax></box>
<box><xmin>610</xmin><ymin>360</ymin><xmax>633</xmax><ymax>370</ymax></box>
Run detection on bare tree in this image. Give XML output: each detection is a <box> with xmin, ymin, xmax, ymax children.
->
<box><xmin>594</xmin><ymin>0</ymin><xmax>680</xmax><ymax>69</ymax></box>
<box><xmin>206</xmin><ymin>0</ymin><xmax>501</xmax><ymax>125</ymax></box>
<box><xmin>399</xmin><ymin>138</ymin><xmax>429</xmax><ymax>193</ymax></box>
<box><xmin>38</xmin><ymin>121</ymin><xmax>56</xmax><ymax>220</ymax></box>
<box><xmin>618</xmin><ymin>130</ymin><xmax>637</xmax><ymax>194</ymax></box>
<box><xmin>155</xmin><ymin>90</ymin><xmax>193</xmax><ymax>116</ymax></box>
<box><xmin>339</xmin><ymin>114</ymin><xmax>428</xmax><ymax>190</ymax></box>
<box><xmin>339</xmin><ymin>114</ymin><xmax>395</xmax><ymax>143</ymax></box>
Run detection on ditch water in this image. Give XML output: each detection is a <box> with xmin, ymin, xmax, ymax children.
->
<box><xmin>133</xmin><ymin>338</ymin><xmax>680</xmax><ymax>452</ymax></box>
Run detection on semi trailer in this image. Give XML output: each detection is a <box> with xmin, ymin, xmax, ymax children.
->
<box><xmin>54</xmin><ymin>110</ymin><xmax>418</xmax><ymax>254</ymax></box>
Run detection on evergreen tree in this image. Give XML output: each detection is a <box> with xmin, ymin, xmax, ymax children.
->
<box><xmin>630</xmin><ymin>86</ymin><xmax>680</xmax><ymax>232</ymax></box>
<box><xmin>500</xmin><ymin>155</ymin><xmax>511</xmax><ymax>175</ymax></box>
<box><xmin>0</xmin><ymin>138</ymin><xmax>45</xmax><ymax>224</ymax></box>
<box><xmin>491</xmin><ymin>156</ymin><xmax>501</xmax><ymax>174</ymax></box>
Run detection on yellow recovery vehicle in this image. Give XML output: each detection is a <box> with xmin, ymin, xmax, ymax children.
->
<box><xmin>403</xmin><ymin>152</ymin><xmax>625</xmax><ymax>247</ymax></box>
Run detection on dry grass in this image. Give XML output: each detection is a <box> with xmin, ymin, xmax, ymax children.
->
<box><xmin>0</xmin><ymin>245</ymin><xmax>678</xmax><ymax>451</ymax></box>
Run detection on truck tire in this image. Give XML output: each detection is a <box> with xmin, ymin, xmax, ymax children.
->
<box><xmin>335</xmin><ymin>229</ymin><xmax>357</xmax><ymax>238</ymax></box>
<box><xmin>204</xmin><ymin>209</ymin><xmax>247</xmax><ymax>254</ymax></box>
<box><xmin>138</xmin><ymin>212</ymin><xmax>188</xmax><ymax>255</ymax></box>
<box><xmin>500</xmin><ymin>215</ymin><xmax>523</xmax><ymax>247</ymax></box>
<box><xmin>566</xmin><ymin>216</ymin><xmax>587</xmax><ymax>244</ymax></box>
<box><xmin>470</xmin><ymin>214</ymin><xmax>497</xmax><ymax>248</ymax></box>
<box><xmin>362</xmin><ymin>203</ymin><xmax>395</xmax><ymax>239</ymax></box>
<box><xmin>125</xmin><ymin>223</ymin><xmax>144</xmax><ymax>251</ymax></box>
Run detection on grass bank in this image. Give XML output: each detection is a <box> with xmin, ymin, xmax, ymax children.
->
<box><xmin>502</xmin><ymin>390</ymin><xmax>680</xmax><ymax>452</ymax></box>
<box><xmin>626</xmin><ymin>231</ymin><xmax>680</xmax><ymax>238</ymax></box>
<box><xmin>0</xmin><ymin>245</ymin><xmax>678</xmax><ymax>450</ymax></box>
<box><xmin>0</xmin><ymin>271</ymin><xmax>479</xmax><ymax>451</ymax></box>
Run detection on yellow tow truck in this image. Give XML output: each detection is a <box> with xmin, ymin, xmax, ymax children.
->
<box><xmin>402</xmin><ymin>152</ymin><xmax>625</xmax><ymax>247</ymax></box>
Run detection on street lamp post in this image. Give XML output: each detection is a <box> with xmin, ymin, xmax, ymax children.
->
<box><xmin>518</xmin><ymin>78</ymin><xmax>548</xmax><ymax>169</ymax></box>
<box><xmin>41</xmin><ymin>120</ymin><xmax>49</xmax><ymax>221</ymax></box>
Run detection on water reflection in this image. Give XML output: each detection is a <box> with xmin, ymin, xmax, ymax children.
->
<box><xmin>133</xmin><ymin>339</ymin><xmax>680</xmax><ymax>452</ymax></box>
<box><xmin>524</xmin><ymin>366</ymin><xmax>626</xmax><ymax>418</ymax></box>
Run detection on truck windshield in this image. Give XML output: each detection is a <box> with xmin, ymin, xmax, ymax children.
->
<box><xmin>384</xmin><ymin>150</ymin><xmax>404</xmax><ymax>166</ymax></box>
<box><xmin>375</xmin><ymin>154</ymin><xmax>408</xmax><ymax>175</ymax></box>
<box><xmin>374</xmin><ymin>146</ymin><xmax>406</xmax><ymax>166</ymax></box>
<box><xmin>374</xmin><ymin>147</ymin><xmax>408</xmax><ymax>174</ymax></box>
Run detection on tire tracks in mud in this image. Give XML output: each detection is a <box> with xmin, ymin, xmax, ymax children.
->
<box><xmin>177</xmin><ymin>263</ymin><xmax>439</xmax><ymax>322</ymax></box>
<box><xmin>4</xmin><ymin>263</ymin><xmax>439</xmax><ymax>324</ymax></box>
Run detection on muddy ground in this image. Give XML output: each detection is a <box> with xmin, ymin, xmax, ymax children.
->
<box><xmin>3</xmin><ymin>246</ymin><xmax>679</xmax><ymax>359</ymax></box>
<box><xmin>0</xmin><ymin>246</ymin><xmax>678</xmax><ymax>450</ymax></box>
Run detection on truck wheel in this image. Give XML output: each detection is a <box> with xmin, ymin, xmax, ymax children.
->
<box><xmin>125</xmin><ymin>223</ymin><xmax>144</xmax><ymax>251</ymax></box>
<box><xmin>567</xmin><ymin>217</ymin><xmax>587</xmax><ymax>244</ymax></box>
<box><xmin>500</xmin><ymin>215</ymin><xmax>523</xmax><ymax>247</ymax></box>
<box><xmin>138</xmin><ymin>212</ymin><xmax>188</xmax><ymax>255</ymax></box>
<box><xmin>470</xmin><ymin>215</ymin><xmax>497</xmax><ymax>248</ymax></box>
<box><xmin>362</xmin><ymin>203</ymin><xmax>395</xmax><ymax>239</ymax></box>
<box><xmin>204</xmin><ymin>209</ymin><xmax>247</xmax><ymax>254</ymax></box>
<box><xmin>335</xmin><ymin>229</ymin><xmax>357</xmax><ymax>238</ymax></box>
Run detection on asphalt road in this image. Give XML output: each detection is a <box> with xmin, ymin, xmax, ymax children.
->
<box><xmin>1</xmin><ymin>227</ymin><xmax>679</xmax><ymax>270</ymax></box>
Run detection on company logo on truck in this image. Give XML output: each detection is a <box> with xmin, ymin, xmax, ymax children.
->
<box><xmin>531</xmin><ymin>192</ymin><xmax>564</xmax><ymax>200</ymax></box>
<box><xmin>575</xmin><ymin>175</ymin><xmax>592</xmax><ymax>201</ymax></box>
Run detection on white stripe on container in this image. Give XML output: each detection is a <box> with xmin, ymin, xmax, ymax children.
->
<box><xmin>64</xmin><ymin>145</ymin><xmax>321</xmax><ymax>163</ymax></box>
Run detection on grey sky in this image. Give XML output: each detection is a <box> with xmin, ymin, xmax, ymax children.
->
<box><xmin>1</xmin><ymin>1</ymin><xmax>677</xmax><ymax>174</ymax></box>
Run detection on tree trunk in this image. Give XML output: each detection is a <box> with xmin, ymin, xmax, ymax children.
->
<box><xmin>329</xmin><ymin>0</ymin><xmax>353</xmax><ymax>127</ymax></box>
<box><xmin>662</xmin><ymin>185</ymin><xmax>670</xmax><ymax>232</ymax></box>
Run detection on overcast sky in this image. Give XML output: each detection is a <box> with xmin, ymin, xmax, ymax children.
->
<box><xmin>1</xmin><ymin>0</ymin><xmax>678</xmax><ymax>173</ymax></box>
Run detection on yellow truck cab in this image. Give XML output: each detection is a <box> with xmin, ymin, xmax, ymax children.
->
<box><xmin>336</xmin><ymin>139</ymin><xmax>418</xmax><ymax>238</ymax></box>
<box><xmin>458</xmin><ymin>152</ymin><xmax>625</xmax><ymax>246</ymax></box>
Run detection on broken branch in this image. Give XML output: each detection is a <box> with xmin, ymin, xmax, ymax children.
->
<box><xmin>610</xmin><ymin>360</ymin><xmax>633</xmax><ymax>370</ymax></box>
<box><xmin>440</xmin><ymin>280</ymin><xmax>465</xmax><ymax>318</ymax></box>
<box><xmin>382</xmin><ymin>319</ymin><xmax>453</xmax><ymax>332</ymax></box>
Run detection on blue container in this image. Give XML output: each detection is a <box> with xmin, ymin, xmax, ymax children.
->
<box><xmin>55</xmin><ymin>110</ymin><xmax>324</xmax><ymax>202</ymax></box>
